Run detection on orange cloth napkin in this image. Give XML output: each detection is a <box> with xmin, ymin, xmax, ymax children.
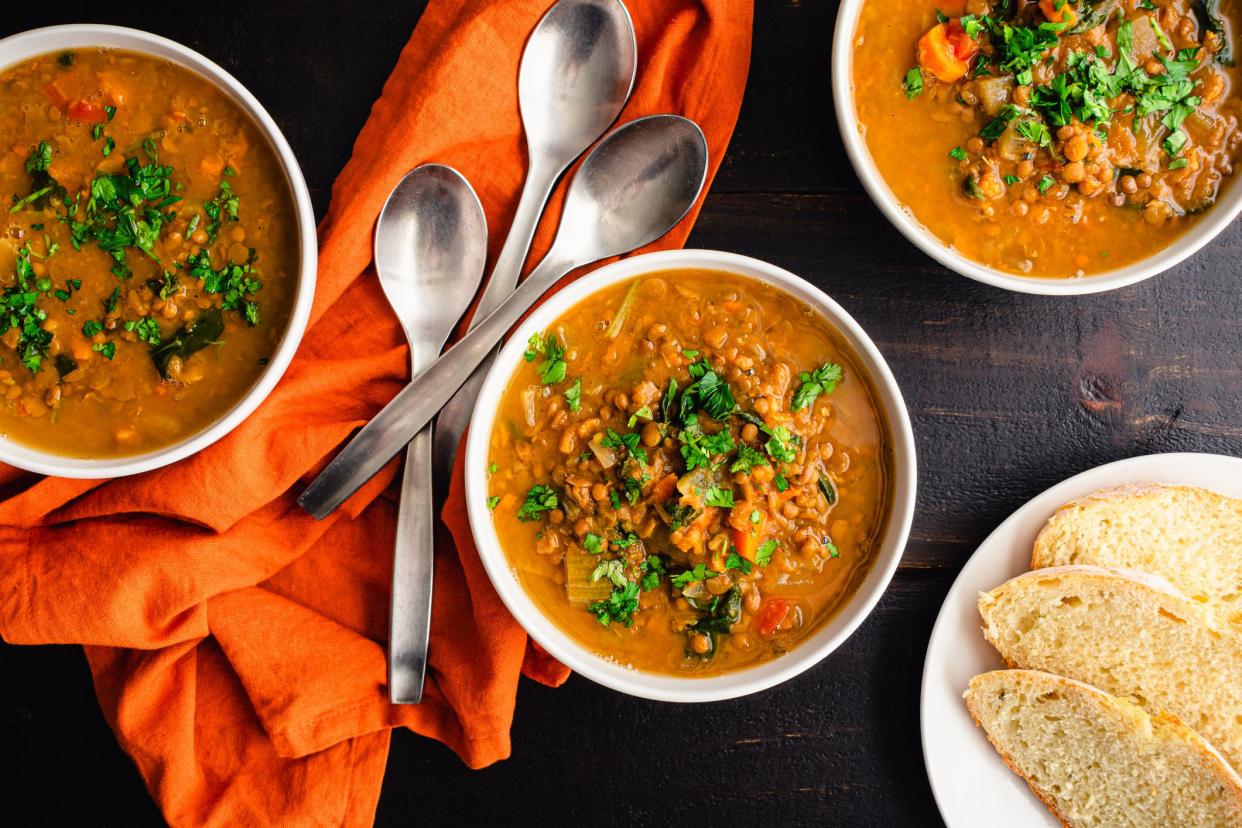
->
<box><xmin>0</xmin><ymin>1</ymin><xmax>751</xmax><ymax>824</ymax></box>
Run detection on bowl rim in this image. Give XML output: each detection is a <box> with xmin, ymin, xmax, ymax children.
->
<box><xmin>464</xmin><ymin>248</ymin><xmax>918</xmax><ymax>702</ymax></box>
<box><xmin>830</xmin><ymin>0</ymin><xmax>1242</xmax><ymax>296</ymax></box>
<box><xmin>0</xmin><ymin>24</ymin><xmax>317</xmax><ymax>477</ymax></box>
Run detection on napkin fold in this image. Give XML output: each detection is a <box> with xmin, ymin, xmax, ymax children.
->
<box><xmin>0</xmin><ymin>0</ymin><xmax>751</xmax><ymax>824</ymax></box>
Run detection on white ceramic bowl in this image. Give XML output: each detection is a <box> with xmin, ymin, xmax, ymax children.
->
<box><xmin>465</xmin><ymin>249</ymin><xmax>917</xmax><ymax>702</ymax></box>
<box><xmin>831</xmin><ymin>1</ymin><xmax>1242</xmax><ymax>295</ymax></box>
<box><xmin>0</xmin><ymin>25</ymin><xmax>317</xmax><ymax>477</ymax></box>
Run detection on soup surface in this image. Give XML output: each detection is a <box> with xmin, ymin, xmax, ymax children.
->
<box><xmin>0</xmin><ymin>48</ymin><xmax>297</xmax><ymax>457</ymax></box>
<box><xmin>486</xmin><ymin>270</ymin><xmax>893</xmax><ymax>676</ymax></box>
<box><xmin>853</xmin><ymin>0</ymin><xmax>1242</xmax><ymax>277</ymax></box>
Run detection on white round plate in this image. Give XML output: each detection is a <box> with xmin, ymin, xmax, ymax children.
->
<box><xmin>920</xmin><ymin>451</ymin><xmax>1242</xmax><ymax>827</ymax></box>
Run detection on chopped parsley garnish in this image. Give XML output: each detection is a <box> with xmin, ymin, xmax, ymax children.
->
<box><xmin>0</xmin><ymin>247</ymin><xmax>52</xmax><ymax>372</ymax></box>
<box><xmin>81</xmin><ymin>320</ymin><xmax>104</xmax><ymax>338</ymax></box>
<box><xmin>678</xmin><ymin>414</ymin><xmax>734</xmax><ymax>471</ymax></box>
<box><xmin>725</xmin><ymin>551</ymin><xmax>753</xmax><ymax>574</ymax></box>
<box><xmin>679</xmin><ymin>359</ymin><xmax>735</xmax><ymax>421</ymax></box>
<box><xmin>729</xmin><ymin>443</ymin><xmax>769</xmax><ymax>473</ymax></box>
<box><xmin>791</xmin><ymin>362</ymin><xmax>843</xmax><ymax>411</ymax></box>
<box><xmin>583</xmin><ymin>532</ymin><xmax>603</xmax><ymax>554</ymax></box>
<box><xmin>764</xmin><ymin>424</ymin><xmax>798</xmax><ymax>463</ymax></box>
<box><xmin>523</xmin><ymin>331</ymin><xmax>567</xmax><ymax>384</ymax></box>
<box><xmin>485</xmin><ymin>495</ymin><xmax>500</xmax><ymax>510</ymax></box>
<box><xmin>640</xmin><ymin>555</ymin><xmax>665</xmax><ymax>592</ymax></box>
<box><xmin>671</xmin><ymin>563</ymin><xmax>717</xmax><ymax>588</ymax></box>
<box><xmin>65</xmin><ymin>139</ymin><xmax>180</xmax><ymax>279</ymax></box>
<box><xmin>93</xmin><ymin>341</ymin><xmax>116</xmax><ymax>360</ymax></box>
<box><xmin>564</xmin><ymin>377</ymin><xmax>581</xmax><ymax>412</ymax></box>
<box><xmin>203</xmin><ymin>179</ymin><xmax>239</xmax><ymax>244</ymax></box>
<box><xmin>587</xmin><ymin>578</ymin><xmax>640</xmax><ymax>627</ymax></box>
<box><xmin>602</xmin><ymin>428</ymin><xmax>649</xmax><ymax>465</ymax></box>
<box><xmin>704</xmin><ymin>486</ymin><xmax>735</xmax><ymax>508</ymax></box>
<box><xmin>1038</xmin><ymin>175</ymin><xmax>1055</xmax><ymax>195</ymax></box>
<box><xmin>755</xmin><ymin>539</ymin><xmax>779</xmax><ymax>567</ymax></box>
<box><xmin>774</xmin><ymin>472</ymin><xmax>790</xmax><ymax>492</ymax></box>
<box><xmin>903</xmin><ymin>66</ymin><xmax>924</xmax><ymax>99</ymax></box>
<box><xmin>517</xmin><ymin>484</ymin><xmax>558</xmax><ymax>522</ymax></box>
<box><xmin>124</xmin><ymin>317</ymin><xmax>162</xmax><ymax>347</ymax></box>
<box><xmin>591</xmin><ymin>558</ymin><xmax>627</xmax><ymax>588</ymax></box>
<box><xmin>948</xmin><ymin>146</ymin><xmax>967</xmax><ymax>161</ymax></box>
<box><xmin>187</xmin><ymin>251</ymin><xmax>262</xmax><ymax>325</ymax></box>
<box><xmin>627</xmin><ymin>405</ymin><xmax>653</xmax><ymax>427</ymax></box>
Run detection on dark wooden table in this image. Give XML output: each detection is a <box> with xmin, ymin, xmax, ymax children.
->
<box><xmin>2</xmin><ymin>2</ymin><xmax>1239</xmax><ymax>825</ymax></box>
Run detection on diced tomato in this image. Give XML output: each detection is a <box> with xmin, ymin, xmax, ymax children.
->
<box><xmin>754</xmin><ymin>599</ymin><xmax>791</xmax><ymax>637</ymax></box>
<box><xmin>1039</xmin><ymin>0</ymin><xmax>1078</xmax><ymax>26</ymax></box>
<box><xmin>945</xmin><ymin>21</ymin><xmax>980</xmax><ymax>62</ymax></box>
<box><xmin>729</xmin><ymin>507</ymin><xmax>767</xmax><ymax>562</ymax></box>
<box><xmin>67</xmin><ymin>100</ymin><xmax>106</xmax><ymax>123</ymax></box>
<box><xmin>917</xmin><ymin>23</ymin><xmax>975</xmax><ymax>83</ymax></box>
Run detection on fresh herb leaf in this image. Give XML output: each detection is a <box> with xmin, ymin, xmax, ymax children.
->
<box><xmin>791</xmin><ymin>362</ymin><xmax>843</xmax><ymax>411</ymax></box>
<box><xmin>564</xmin><ymin>377</ymin><xmax>581</xmax><ymax>412</ymax></box>
<box><xmin>903</xmin><ymin>66</ymin><xmax>924</xmax><ymax>98</ymax></box>
<box><xmin>517</xmin><ymin>484</ymin><xmax>558</xmax><ymax>522</ymax></box>
<box><xmin>671</xmin><ymin>563</ymin><xmax>717</xmax><ymax>588</ymax></box>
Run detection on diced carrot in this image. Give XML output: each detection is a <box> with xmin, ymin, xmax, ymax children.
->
<box><xmin>43</xmin><ymin>80</ymin><xmax>69</xmax><ymax>109</ymax></box>
<box><xmin>200</xmin><ymin>154</ymin><xmax>226</xmax><ymax>179</ymax></box>
<box><xmin>729</xmin><ymin>508</ymin><xmax>767</xmax><ymax>562</ymax></box>
<box><xmin>754</xmin><ymin>599</ymin><xmax>791</xmax><ymax>637</ymax></box>
<box><xmin>917</xmin><ymin>23</ymin><xmax>972</xmax><ymax>83</ymax></box>
<box><xmin>652</xmin><ymin>473</ymin><xmax>678</xmax><ymax>503</ymax></box>
<box><xmin>67</xmin><ymin>100</ymin><xmax>106</xmax><ymax>123</ymax></box>
<box><xmin>1039</xmin><ymin>0</ymin><xmax>1078</xmax><ymax>25</ymax></box>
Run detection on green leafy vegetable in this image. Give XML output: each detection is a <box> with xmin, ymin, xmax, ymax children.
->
<box><xmin>149</xmin><ymin>308</ymin><xmax>224</xmax><ymax>379</ymax></box>
<box><xmin>791</xmin><ymin>362</ymin><xmax>843</xmax><ymax>411</ymax></box>
<box><xmin>516</xmin><ymin>484</ymin><xmax>558</xmax><ymax>522</ymax></box>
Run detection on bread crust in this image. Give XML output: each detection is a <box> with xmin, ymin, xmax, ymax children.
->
<box><xmin>1031</xmin><ymin>482</ymin><xmax>1238</xmax><ymax>570</ymax></box>
<box><xmin>964</xmin><ymin>670</ymin><xmax>1242</xmax><ymax>827</ymax></box>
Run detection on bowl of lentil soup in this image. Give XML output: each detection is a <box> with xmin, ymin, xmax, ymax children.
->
<box><xmin>834</xmin><ymin>0</ymin><xmax>1242</xmax><ymax>293</ymax></box>
<box><xmin>465</xmin><ymin>250</ymin><xmax>916</xmax><ymax>701</ymax></box>
<box><xmin>0</xmin><ymin>25</ymin><xmax>315</xmax><ymax>476</ymax></box>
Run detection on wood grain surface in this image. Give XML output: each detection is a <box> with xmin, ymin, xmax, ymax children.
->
<box><xmin>2</xmin><ymin>1</ymin><xmax>1239</xmax><ymax>825</ymax></box>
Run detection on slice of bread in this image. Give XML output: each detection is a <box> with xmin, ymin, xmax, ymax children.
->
<box><xmin>965</xmin><ymin>669</ymin><xmax>1242</xmax><ymax>828</ymax></box>
<box><xmin>1031</xmin><ymin>483</ymin><xmax>1242</xmax><ymax>624</ymax></box>
<box><xmin>979</xmin><ymin>565</ymin><xmax>1242</xmax><ymax>772</ymax></box>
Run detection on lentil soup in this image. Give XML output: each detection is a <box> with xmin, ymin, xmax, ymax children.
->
<box><xmin>485</xmin><ymin>270</ymin><xmax>893</xmax><ymax>676</ymax></box>
<box><xmin>0</xmin><ymin>48</ymin><xmax>297</xmax><ymax>457</ymax></box>
<box><xmin>852</xmin><ymin>0</ymin><xmax>1242</xmax><ymax>277</ymax></box>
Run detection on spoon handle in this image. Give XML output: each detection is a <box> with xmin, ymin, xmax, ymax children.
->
<box><xmin>299</xmin><ymin>254</ymin><xmax>569</xmax><ymax>518</ymax></box>
<box><xmin>432</xmin><ymin>157</ymin><xmax>560</xmax><ymax>479</ymax></box>
<box><xmin>388</xmin><ymin>426</ymin><xmax>434</xmax><ymax>704</ymax></box>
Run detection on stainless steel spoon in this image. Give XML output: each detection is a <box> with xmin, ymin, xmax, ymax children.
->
<box><xmin>431</xmin><ymin>0</ymin><xmax>636</xmax><ymax>478</ymax></box>
<box><xmin>374</xmin><ymin>165</ymin><xmax>487</xmax><ymax>704</ymax></box>
<box><xmin>300</xmin><ymin>115</ymin><xmax>709</xmax><ymax>518</ymax></box>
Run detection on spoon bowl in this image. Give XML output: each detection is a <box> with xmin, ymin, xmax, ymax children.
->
<box><xmin>519</xmin><ymin>0</ymin><xmax>637</xmax><ymax>161</ymax></box>
<box><xmin>375</xmin><ymin>165</ymin><xmax>488</xmax><ymax>349</ymax></box>
<box><xmin>299</xmin><ymin>114</ymin><xmax>709</xmax><ymax>518</ymax></box>
<box><xmin>547</xmin><ymin>115</ymin><xmax>709</xmax><ymax>266</ymax></box>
